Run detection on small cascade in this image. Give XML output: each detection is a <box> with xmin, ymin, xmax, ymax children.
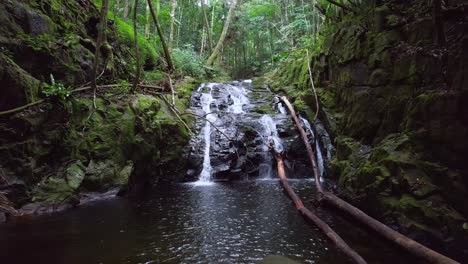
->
<box><xmin>226</xmin><ymin>85</ymin><xmax>249</xmax><ymax>114</ymax></box>
<box><xmin>277</xmin><ymin>102</ymin><xmax>287</xmax><ymax>114</ymax></box>
<box><xmin>196</xmin><ymin>86</ymin><xmax>216</xmax><ymax>185</ymax></box>
<box><xmin>299</xmin><ymin>116</ymin><xmax>325</xmax><ymax>181</ymax></box>
<box><xmin>192</xmin><ymin>82</ymin><xmax>250</xmax><ymax>184</ymax></box>
<box><xmin>258</xmin><ymin>115</ymin><xmax>283</xmax><ymax>179</ymax></box>
<box><xmin>260</xmin><ymin>115</ymin><xmax>283</xmax><ymax>153</ymax></box>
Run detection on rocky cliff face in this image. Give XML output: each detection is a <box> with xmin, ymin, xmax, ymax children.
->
<box><xmin>258</xmin><ymin>0</ymin><xmax>468</xmax><ymax>258</ymax></box>
<box><xmin>0</xmin><ymin>0</ymin><xmax>192</xmax><ymax>218</ymax></box>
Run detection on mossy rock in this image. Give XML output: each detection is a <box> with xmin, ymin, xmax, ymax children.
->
<box><xmin>65</xmin><ymin>161</ymin><xmax>85</xmax><ymax>189</ymax></box>
<box><xmin>32</xmin><ymin>177</ymin><xmax>76</xmax><ymax>205</ymax></box>
<box><xmin>84</xmin><ymin>159</ymin><xmax>125</xmax><ymax>189</ymax></box>
<box><xmin>252</xmin><ymin>104</ymin><xmax>275</xmax><ymax>115</ymax></box>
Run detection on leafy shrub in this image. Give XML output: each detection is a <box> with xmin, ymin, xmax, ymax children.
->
<box><xmin>172</xmin><ymin>46</ymin><xmax>206</xmax><ymax>78</ymax></box>
<box><xmin>42</xmin><ymin>74</ymin><xmax>70</xmax><ymax>100</ymax></box>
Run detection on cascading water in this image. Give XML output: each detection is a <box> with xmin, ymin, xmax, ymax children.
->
<box><xmin>277</xmin><ymin>102</ymin><xmax>287</xmax><ymax>114</ymax></box>
<box><xmin>259</xmin><ymin>115</ymin><xmax>283</xmax><ymax>179</ymax></box>
<box><xmin>260</xmin><ymin>115</ymin><xmax>283</xmax><ymax>153</ymax></box>
<box><xmin>300</xmin><ymin>116</ymin><xmax>325</xmax><ymax>182</ymax></box>
<box><xmin>194</xmin><ymin>82</ymin><xmax>249</xmax><ymax>184</ymax></box>
<box><xmin>226</xmin><ymin>84</ymin><xmax>249</xmax><ymax>114</ymax></box>
<box><xmin>197</xmin><ymin>93</ymin><xmax>216</xmax><ymax>184</ymax></box>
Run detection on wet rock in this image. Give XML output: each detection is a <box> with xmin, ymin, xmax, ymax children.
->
<box><xmin>65</xmin><ymin>161</ymin><xmax>85</xmax><ymax>189</ymax></box>
<box><xmin>25</xmin><ymin>10</ymin><xmax>54</xmax><ymax>35</ymax></box>
<box><xmin>257</xmin><ymin>255</ymin><xmax>302</xmax><ymax>264</ymax></box>
<box><xmin>0</xmin><ymin>212</ymin><xmax>6</xmax><ymax>223</ymax></box>
<box><xmin>19</xmin><ymin>201</ymin><xmax>76</xmax><ymax>216</ymax></box>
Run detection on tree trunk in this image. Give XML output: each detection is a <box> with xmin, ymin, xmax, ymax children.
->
<box><xmin>145</xmin><ymin>2</ymin><xmax>151</xmax><ymax>38</ymax></box>
<box><xmin>115</xmin><ymin>0</ymin><xmax>120</xmax><ymax>17</ymax></box>
<box><xmin>280</xmin><ymin>96</ymin><xmax>323</xmax><ymax>193</ymax></box>
<box><xmin>200</xmin><ymin>28</ymin><xmax>206</xmax><ymax>54</ymax></box>
<box><xmin>201</xmin><ymin>0</ymin><xmax>213</xmax><ymax>54</ymax></box>
<box><xmin>169</xmin><ymin>0</ymin><xmax>177</xmax><ymax>51</ymax></box>
<box><xmin>132</xmin><ymin>0</ymin><xmax>141</xmax><ymax>92</ymax></box>
<box><xmin>206</xmin><ymin>0</ymin><xmax>237</xmax><ymax>66</ymax></box>
<box><xmin>146</xmin><ymin>0</ymin><xmax>174</xmax><ymax>72</ymax></box>
<box><xmin>433</xmin><ymin>0</ymin><xmax>446</xmax><ymax>46</ymax></box>
<box><xmin>280</xmin><ymin>96</ymin><xmax>460</xmax><ymax>264</ymax></box>
<box><xmin>92</xmin><ymin>0</ymin><xmax>109</xmax><ymax>95</ymax></box>
<box><xmin>123</xmin><ymin>0</ymin><xmax>130</xmax><ymax>19</ymax></box>
<box><xmin>272</xmin><ymin>151</ymin><xmax>367</xmax><ymax>264</ymax></box>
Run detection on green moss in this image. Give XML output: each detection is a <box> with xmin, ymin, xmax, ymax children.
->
<box><xmin>32</xmin><ymin>177</ymin><xmax>76</xmax><ymax>205</ymax></box>
<box><xmin>115</xmin><ymin>17</ymin><xmax>158</xmax><ymax>68</ymax></box>
<box><xmin>65</xmin><ymin>161</ymin><xmax>85</xmax><ymax>189</ymax></box>
<box><xmin>252</xmin><ymin>104</ymin><xmax>275</xmax><ymax>115</ymax></box>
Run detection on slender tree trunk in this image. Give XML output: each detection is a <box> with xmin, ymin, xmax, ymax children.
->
<box><xmin>176</xmin><ymin>6</ymin><xmax>183</xmax><ymax>48</ymax></box>
<box><xmin>433</xmin><ymin>0</ymin><xmax>446</xmax><ymax>46</ymax></box>
<box><xmin>211</xmin><ymin>4</ymin><xmax>215</xmax><ymax>42</ymax></box>
<box><xmin>123</xmin><ymin>0</ymin><xmax>130</xmax><ymax>19</ymax></box>
<box><xmin>200</xmin><ymin>28</ymin><xmax>206</xmax><ymax>54</ymax></box>
<box><xmin>132</xmin><ymin>0</ymin><xmax>141</xmax><ymax>92</ymax></box>
<box><xmin>169</xmin><ymin>0</ymin><xmax>177</xmax><ymax>51</ymax></box>
<box><xmin>206</xmin><ymin>0</ymin><xmax>237</xmax><ymax>66</ymax></box>
<box><xmin>145</xmin><ymin>2</ymin><xmax>151</xmax><ymax>38</ymax></box>
<box><xmin>147</xmin><ymin>0</ymin><xmax>174</xmax><ymax>72</ymax></box>
<box><xmin>115</xmin><ymin>0</ymin><xmax>120</xmax><ymax>17</ymax></box>
<box><xmin>201</xmin><ymin>0</ymin><xmax>213</xmax><ymax>54</ymax></box>
<box><xmin>92</xmin><ymin>0</ymin><xmax>109</xmax><ymax>107</ymax></box>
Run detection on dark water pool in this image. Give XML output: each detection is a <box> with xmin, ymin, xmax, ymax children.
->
<box><xmin>0</xmin><ymin>180</ymin><xmax>417</xmax><ymax>264</ymax></box>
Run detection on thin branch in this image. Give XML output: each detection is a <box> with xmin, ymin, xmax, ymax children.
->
<box><xmin>180</xmin><ymin>112</ymin><xmax>235</xmax><ymax>142</ymax></box>
<box><xmin>306</xmin><ymin>50</ymin><xmax>320</xmax><ymax>120</ymax></box>
<box><xmin>156</xmin><ymin>94</ymin><xmax>193</xmax><ymax>136</ymax></box>
<box><xmin>326</xmin><ymin>0</ymin><xmax>352</xmax><ymax>11</ymax></box>
<box><xmin>164</xmin><ymin>73</ymin><xmax>176</xmax><ymax>106</ymax></box>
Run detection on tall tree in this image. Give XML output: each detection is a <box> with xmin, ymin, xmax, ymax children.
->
<box><xmin>132</xmin><ymin>0</ymin><xmax>141</xmax><ymax>92</ymax></box>
<box><xmin>169</xmin><ymin>0</ymin><xmax>177</xmax><ymax>51</ymax></box>
<box><xmin>201</xmin><ymin>0</ymin><xmax>213</xmax><ymax>53</ymax></box>
<box><xmin>145</xmin><ymin>2</ymin><xmax>151</xmax><ymax>38</ymax></box>
<box><xmin>206</xmin><ymin>0</ymin><xmax>237</xmax><ymax>66</ymax></box>
<box><xmin>123</xmin><ymin>0</ymin><xmax>130</xmax><ymax>19</ymax></box>
<box><xmin>147</xmin><ymin>0</ymin><xmax>174</xmax><ymax>72</ymax></box>
<box><xmin>92</xmin><ymin>0</ymin><xmax>110</xmax><ymax>107</ymax></box>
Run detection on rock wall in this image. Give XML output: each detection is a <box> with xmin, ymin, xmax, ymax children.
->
<box><xmin>258</xmin><ymin>0</ymin><xmax>468</xmax><ymax>259</ymax></box>
<box><xmin>0</xmin><ymin>0</ymin><xmax>193</xmax><ymax>217</ymax></box>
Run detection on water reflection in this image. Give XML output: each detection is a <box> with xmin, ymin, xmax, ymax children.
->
<box><xmin>0</xmin><ymin>181</ymin><xmax>416</xmax><ymax>264</ymax></box>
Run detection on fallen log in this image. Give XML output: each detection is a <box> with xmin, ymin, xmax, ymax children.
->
<box><xmin>280</xmin><ymin>96</ymin><xmax>322</xmax><ymax>193</ymax></box>
<box><xmin>280</xmin><ymin>96</ymin><xmax>460</xmax><ymax>264</ymax></box>
<box><xmin>273</xmin><ymin>151</ymin><xmax>367</xmax><ymax>264</ymax></box>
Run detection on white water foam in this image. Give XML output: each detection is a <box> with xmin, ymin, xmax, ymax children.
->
<box><xmin>300</xmin><ymin>116</ymin><xmax>325</xmax><ymax>182</ymax></box>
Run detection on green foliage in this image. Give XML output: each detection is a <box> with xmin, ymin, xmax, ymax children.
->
<box><xmin>172</xmin><ymin>46</ymin><xmax>206</xmax><ymax>78</ymax></box>
<box><xmin>20</xmin><ymin>33</ymin><xmax>56</xmax><ymax>52</ymax></box>
<box><xmin>32</xmin><ymin>177</ymin><xmax>75</xmax><ymax>205</ymax></box>
<box><xmin>41</xmin><ymin>74</ymin><xmax>71</xmax><ymax>100</ymax></box>
<box><xmin>114</xmin><ymin>17</ymin><xmax>158</xmax><ymax>68</ymax></box>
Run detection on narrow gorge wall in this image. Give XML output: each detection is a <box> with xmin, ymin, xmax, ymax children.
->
<box><xmin>258</xmin><ymin>0</ymin><xmax>468</xmax><ymax>258</ymax></box>
<box><xmin>0</xmin><ymin>0</ymin><xmax>193</xmax><ymax>215</ymax></box>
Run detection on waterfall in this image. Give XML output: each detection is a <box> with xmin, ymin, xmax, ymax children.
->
<box><xmin>195</xmin><ymin>85</ymin><xmax>216</xmax><ymax>185</ymax></box>
<box><xmin>226</xmin><ymin>84</ymin><xmax>249</xmax><ymax>114</ymax></box>
<box><xmin>299</xmin><ymin>116</ymin><xmax>325</xmax><ymax>182</ymax></box>
<box><xmin>277</xmin><ymin>102</ymin><xmax>287</xmax><ymax>114</ymax></box>
<box><xmin>260</xmin><ymin>115</ymin><xmax>283</xmax><ymax>153</ymax></box>
<box><xmin>194</xmin><ymin>82</ymin><xmax>249</xmax><ymax>184</ymax></box>
<box><xmin>259</xmin><ymin>115</ymin><xmax>283</xmax><ymax>179</ymax></box>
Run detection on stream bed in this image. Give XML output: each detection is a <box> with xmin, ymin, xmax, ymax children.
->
<box><xmin>0</xmin><ymin>181</ymin><xmax>416</xmax><ymax>264</ymax></box>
